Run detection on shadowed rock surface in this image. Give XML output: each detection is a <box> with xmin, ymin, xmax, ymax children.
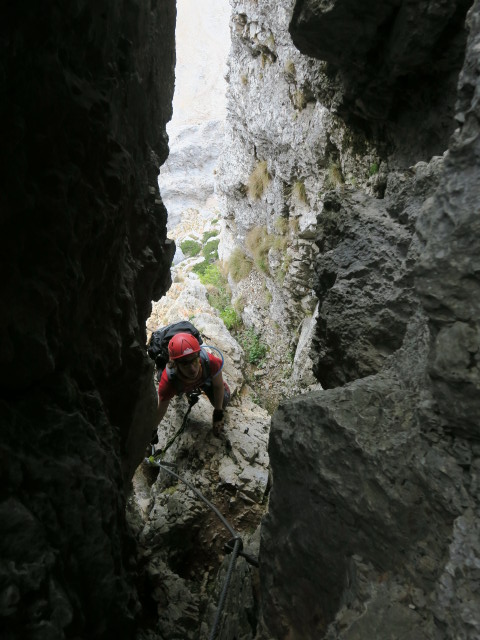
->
<box><xmin>1</xmin><ymin>2</ymin><xmax>175</xmax><ymax>638</ymax></box>
<box><xmin>290</xmin><ymin>0</ymin><xmax>472</xmax><ymax>160</ymax></box>
<box><xmin>257</xmin><ymin>1</ymin><xmax>480</xmax><ymax>638</ymax></box>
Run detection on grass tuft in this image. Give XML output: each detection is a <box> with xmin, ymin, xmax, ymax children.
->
<box><xmin>292</xmin><ymin>89</ymin><xmax>307</xmax><ymax>111</ymax></box>
<box><xmin>292</xmin><ymin>180</ymin><xmax>308</xmax><ymax>203</ymax></box>
<box><xmin>325</xmin><ymin>162</ymin><xmax>344</xmax><ymax>189</ymax></box>
<box><xmin>247</xmin><ymin>161</ymin><xmax>270</xmax><ymax>200</ymax></box>
<box><xmin>284</xmin><ymin>59</ymin><xmax>296</xmax><ymax>79</ymax></box>
<box><xmin>246</xmin><ymin>226</ymin><xmax>274</xmax><ymax>274</ymax></box>
<box><xmin>228</xmin><ymin>247</ymin><xmax>253</xmax><ymax>282</ymax></box>
<box><xmin>274</xmin><ymin>216</ymin><xmax>288</xmax><ymax>235</ymax></box>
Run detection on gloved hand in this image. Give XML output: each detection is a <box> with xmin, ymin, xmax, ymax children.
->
<box><xmin>212</xmin><ymin>409</ymin><xmax>224</xmax><ymax>436</ymax></box>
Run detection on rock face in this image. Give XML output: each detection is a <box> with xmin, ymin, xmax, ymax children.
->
<box><xmin>159</xmin><ymin>119</ymin><xmax>225</xmax><ymax>229</ymax></box>
<box><xmin>312</xmin><ymin>158</ymin><xmax>444</xmax><ymax>388</ymax></box>
<box><xmin>290</xmin><ymin>0</ymin><xmax>471</xmax><ymax>159</ymax></box>
<box><xmin>159</xmin><ymin>0</ymin><xmax>230</xmax><ymax>230</ymax></box>
<box><xmin>256</xmin><ymin>1</ymin><xmax>480</xmax><ymax>639</ymax></box>
<box><xmin>1</xmin><ymin>2</ymin><xmax>175</xmax><ymax>638</ymax></box>
<box><xmin>216</xmin><ymin>0</ymin><xmax>471</xmax><ymax>409</ymax></box>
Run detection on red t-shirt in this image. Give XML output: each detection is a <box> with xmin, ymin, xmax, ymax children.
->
<box><xmin>157</xmin><ymin>353</ymin><xmax>222</xmax><ymax>402</ymax></box>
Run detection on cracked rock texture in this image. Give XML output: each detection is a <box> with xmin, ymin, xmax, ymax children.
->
<box><xmin>290</xmin><ymin>0</ymin><xmax>472</xmax><ymax>157</ymax></box>
<box><xmin>216</xmin><ymin>0</ymin><xmax>470</xmax><ymax>409</ymax></box>
<box><xmin>256</xmin><ymin>1</ymin><xmax>480</xmax><ymax>639</ymax></box>
<box><xmin>1</xmin><ymin>2</ymin><xmax>175</xmax><ymax>638</ymax></box>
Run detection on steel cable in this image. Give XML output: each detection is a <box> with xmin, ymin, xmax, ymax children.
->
<box><xmin>145</xmin><ymin>459</ymin><xmax>244</xmax><ymax>639</ymax></box>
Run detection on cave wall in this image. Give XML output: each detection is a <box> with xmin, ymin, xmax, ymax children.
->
<box><xmin>0</xmin><ymin>2</ymin><xmax>175</xmax><ymax>638</ymax></box>
<box><xmin>258</xmin><ymin>1</ymin><xmax>480</xmax><ymax>639</ymax></box>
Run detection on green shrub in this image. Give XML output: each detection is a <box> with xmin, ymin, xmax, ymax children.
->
<box><xmin>220</xmin><ymin>306</ymin><xmax>242</xmax><ymax>331</ymax></box>
<box><xmin>202</xmin><ymin>230</ymin><xmax>218</xmax><ymax>243</ymax></box>
<box><xmin>202</xmin><ymin>238</ymin><xmax>219</xmax><ymax>262</ymax></box>
<box><xmin>247</xmin><ymin>161</ymin><xmax>270</xmax><ymax>200</ymax></box>
<box><xmin>192</xmin><ymin>240</ymin><xmax>219</xmax><ymax>278</ymax></box>
<box><xmin>193</xmin><ymin>261</ymin><xmax>223</xmax><ymax>284</ymax></box>
<box><xmin>180</xmin><ymin>239</ymin><xmax>201</xmax><ymax>257</ymax></box>
<box><xmin>209</xmin><ymin>286</ymin><xmax>231</xmax><ymax>313</ymax></box>
<box><xmin>229</xmin><ymin>247</ymin><xmax>253</xmax><ymax>282</ymax></box>
<box><xmin>239</xmin><ymin>327</ymin><xmax>268</xmax><ymax>364</ymax></box>
<box><xmin>369</xmin><ymin>162</ymin><xmax>379</xmax><ymax>176</ymax></box>
<box><xmin>193</xmin><ymin>262</ymin><xmax>233</xmax><ymax>318</ymax></box>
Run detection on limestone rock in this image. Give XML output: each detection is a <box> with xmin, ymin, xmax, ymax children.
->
<box><xmin>290</xmin><ymin>0</ymin><xmax>470</xmax><ymax>157</ymax></box>
<box><xmin>129</xmin><ymin>390</ymin><xmax>270</xmax><ymax>640</ymax></box>
<box><xmin>258</xmin><ymin>3</ymin><xmax>480</xmax><ymax>639</ymax></box>
<box><xmin>160</xmin><ymin>120</ymin><xmax>225</xmax><ymax>229</ymax></box>
<box><xmin>311</xmin><ymin>159</ymin><xmax>444</xmax><ymax>388</ymax></box>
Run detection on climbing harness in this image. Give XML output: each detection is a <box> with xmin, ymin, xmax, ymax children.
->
<box><xmin>144</xmin><ymin>459</ymin><xmax>258</xmax><ymax>640</ymax></box>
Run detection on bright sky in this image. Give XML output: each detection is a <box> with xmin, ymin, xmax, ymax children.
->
<box><xmin>170</xmin><ymin>0</ymin><xmax>231</xmax><ymax>127</ymax></box>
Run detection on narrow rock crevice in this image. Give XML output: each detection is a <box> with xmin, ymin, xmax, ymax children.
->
<box><xmin>3</xmin><ymin>1</ymin><xmax>480</xmax><ymax>639</ymax></box>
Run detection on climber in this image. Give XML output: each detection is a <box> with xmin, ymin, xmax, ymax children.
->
<box><xmin>152</xmin><ymin>332</ymin><xmax>231</xmax><ymax>441</ymax></box>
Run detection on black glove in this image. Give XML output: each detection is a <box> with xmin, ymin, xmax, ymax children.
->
<box><xmin>212</xmin><ymin>409</ymin><xmax>225</xmax><ymax>436</ymax></box>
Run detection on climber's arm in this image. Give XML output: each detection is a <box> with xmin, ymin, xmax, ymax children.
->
<box><xmin>211</xmin><ymin>371</ymin><xmax>225</xmax><ymax>410</ymax></box>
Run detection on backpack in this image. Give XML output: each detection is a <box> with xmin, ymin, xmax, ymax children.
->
<box><xmin>147</xmin><ymin>320</ymin><xmax>203</xmax><ymax>371</ymax></box>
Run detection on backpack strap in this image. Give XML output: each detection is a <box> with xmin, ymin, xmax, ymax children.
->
<box><xmin>166</xmin><ymin>365</ymin><xmax>184</xmax><ymax>393</ymax></box>
<box><xmin>199</xmin><ymin>348</ymin><xmax>211</xmax><ymax>381</ymax></box>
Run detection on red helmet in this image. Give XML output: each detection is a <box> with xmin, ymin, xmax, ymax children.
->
<box><xmin>168</xmin><ymin>333</ymin><xmax>202</xmax><ymax>360</ymax></box>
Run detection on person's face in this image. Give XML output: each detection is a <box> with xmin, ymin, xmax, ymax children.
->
<box><xmin>177</xmin><ymin>354</ymin><xmax>201</xmax><ymax>380</ymax></box>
